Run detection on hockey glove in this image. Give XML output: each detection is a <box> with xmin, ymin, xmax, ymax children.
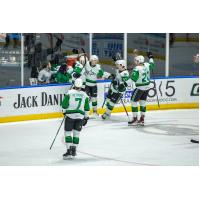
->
<box><xmin>118</xmin><ymin>83</ymin><xmax>126</xmax><ymax>92</ymax></box>
<box><xmin>82</xmin><ymin>117</ymin><xmax>89</xmax><ymax>126</ymax></box>
<box><xmin>147</xmin><ymin>51</ymin><xmax>154</xmax><ymax>59</ymax></box>
<box><xmin>112</xmin><ymin>80</ymin><xmax>118</xmax><ymax>86</ymax></box>
<box><xmin>73</xmin><ymin>72</ymin><xmax>81</xmax><ymax>78</ymax></box>
<box><xmin>108</xmin><ymin>74</ymin><xmax>116</xmax><ymax>80</ymax></box>
<box><xmin>124</xmin><ymin>81</ymin><xmax>128</xmax><ymax>87</ymax></box>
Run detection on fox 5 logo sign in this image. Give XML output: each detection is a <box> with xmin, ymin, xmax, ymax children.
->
<box><xmin>190</xmin><ymin>83</ymin><xmax>199</xmax><ymax>96</ymax></box>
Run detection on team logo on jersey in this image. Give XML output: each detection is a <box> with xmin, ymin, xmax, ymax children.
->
<box><xmin>85</xmin><ymin>69</ymin><xmax>96</xmax><ymax>76</ymax></box>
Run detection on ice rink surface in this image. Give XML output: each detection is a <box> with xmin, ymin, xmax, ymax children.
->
<box><xmin>0</xmin><ymin>109</ymin><xmax>199</xmax><ymax>166</ymax></box>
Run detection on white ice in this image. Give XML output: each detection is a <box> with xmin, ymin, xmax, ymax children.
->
<box><xmin>0</xmin><ymin>109</ymin><xmax>199</xmax><ymax>166</ymax></box>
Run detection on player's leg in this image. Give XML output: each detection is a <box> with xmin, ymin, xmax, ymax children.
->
<box><xmin>128</xmin><ymin>88</ymin><xmax>142</xmax><ymax>125</ymax></box>
<box><xmin>102</xmin><ymin>92</ymin><xmax>122</xmax><ymax>119</ymax></box>
<box><xmin>102</xmin><ymin>99</ymin><xmax>114</xmax><ymax>119</ymax></box>
<box><xmin>81</xmin><ymin>76</ymin><xmax>86</xmax><ymax>91</ymax></box>
<box><xmin>91</xmin><ymin>86</ymin><xmax>98</xmax><ymax>116</ymax></box>
<box><xmin>63</xmin><ymin>117</ymin><xmax>74</xmax><ymax>159</ymax></box>
<box><xmin>85</xmin><ymin>85</ymin><xmax>91</xmax><ymax>97</ymax></box>
<box><xmin>71</xmin><ymin>119</ymin><xmax>83</xmax><ymax>157</ymax></box>
<box><xmin>138</xmin><ymin>90</ymin><xmax>149</xmax><ymax>125</ymax></box>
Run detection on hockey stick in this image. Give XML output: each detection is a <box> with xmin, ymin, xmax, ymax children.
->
<box><xmin>102</xmin><ymin>82</ymin><xmax>112</xmax><ymax>108</ymax></box>
<box><xmin>151</xmin><ymin>69</ymin><xmax>160</xmax><ymax>108</ymax></box>
<box><xmin>120</xmin><ymin>98</ymin><xmax>131</xmax><ymax>122</ymax></box>
<box><xmin>50</xmin><ymin>115</ymin><xmax>66</xmax><ymax>150</ymax></box>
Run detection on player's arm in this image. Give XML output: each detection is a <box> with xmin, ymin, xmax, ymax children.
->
<box><xmin>97</xmin><ymin>68</ymin><xmax>104</xmax><ymax>78</ymax></box>
<box><xmin>61</xmin><ymin>94</ymin><xmax>70</xmax><ymax>109</ymax></box>
<box><xmin>118</xmin><ymin>71</ymin><xmax>130</xmax><ymax>92</ymax></box>
<box><xmin>130</xmin><ymin>69</ymin><xmax>139</xmax><ymax>82</ymax></box>
<box><xmin>73</xmin><ymin>62</ymin><xmax>83</xmax><ymax>78</ymax></box>
<box><xmin>147</xmin><ymin>52</ymin><xmax>155</xmax><ymax>70</ymax></box>
<box><xmin>82</xmin><ymin>97</ymin><xmax>90</xmax><ymax>126</ymax></box>
<box><xmin>84</xmin><ymin>97</ymin><xmax>90</xmax><ymax>116</ymax></box>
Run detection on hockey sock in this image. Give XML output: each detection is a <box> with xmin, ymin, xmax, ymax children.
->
<box><xmin>73</xmin><ymin>137</ymin><xmax>79</xmax><ymax>146</ymax></box>
<box><xmin>73</xmin><ymin>130</ymin><xmax>80</xmax><ymax>147</ymax></box>
<box><xmin>65</xmin><ymin>132</ymin><xmax>72</xmax><ymax>149</ymax></box>
<box><xmin>140</xmin><ymin>106</ymin><xmax>146</xmax><ymax>114</ymax></box>
<box><xmin>139</xmin><ymin>100</ymin><xmax>146</xmax><ymax>116</ymax></box>
<box><xmin>91</xmin><ymin>97</ymin><xmax>98</xmax><ymax>112</ymax></box>
<box><xmin>106</xmin><ymin>102</ymin><xmax>114</xmax><ymax>111</ymax></box>
<box><xmin>131</xmin><ymin>106</ymin><xmax>138</xmax><ymax>117</ymax></box>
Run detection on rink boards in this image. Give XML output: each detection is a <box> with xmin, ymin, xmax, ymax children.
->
<box><xmin>0</xmin><ymin>77</ymin><xmax>199</xmax><ymax>123</ymax></box>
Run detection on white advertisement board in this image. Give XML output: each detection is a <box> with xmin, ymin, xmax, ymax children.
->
<box><xmin>0</xmin><ymin>77</ymin><xmax>199</xmax><ymax>122</ymax></box>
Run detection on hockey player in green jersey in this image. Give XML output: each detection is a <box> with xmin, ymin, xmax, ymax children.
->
<box><xmin>70</xmin><ymin>55</ymin><xmax>87</xmax><ymax>90</ymax></box>
<box><xmin>128</xmin><ymin>52</ymin><xmax>155</xmax><ymax>126</ymax></box>
<box><xmin>61</xmin><ymin>78</ymin><xmax>90</xmax><ymax>159</ymax></box>
<box><xmin>83</xmin><ymin>55</ymin><xmax>110</xmax><ymax>117</ymax></box>
<box><xmin>102</xmin><ymin>59</ymin><xmax>130</xmax><ymax>119</ymax></box>
<box><xmin>55</xmin><ymin>63</ymin><xmax>71</xmax><ymax>83</ymax></box>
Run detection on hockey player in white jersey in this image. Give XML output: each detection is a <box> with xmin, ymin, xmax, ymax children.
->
<box><xmin>102</xmin><ymin>60</ymin><xmax>130</xmax><ymax>119</ymax></box>
<box><xmin>84</xmin><ymin>55</ymin><xmax>110</xmax><ymax>117</ymax></box>
<box><xmin>128</xmin><ymin>52</ymin><xmax>155</xmax><ymax>126</ymax></box>
<box><xmin>61</xmin><ymin>78</ymin><xmax>90</xmax><ymax>159</ymax></box>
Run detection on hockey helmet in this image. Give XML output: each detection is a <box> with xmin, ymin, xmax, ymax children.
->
<box><xmin>115</xmin><ymin>59</ymin><xmax>127</xmax><ymax>70</ymax></box>
<box><xmin>74</xmin><ymin>78</ymin><xmax>83</xmax><ymax>88</ymax></box>
<box><xmin>134</xmin><ymin>55</ymin><xmax>145</xmax><ymax>64</ymax></box>
<box><xmin>90</xmin><ymin>55</ymin><xmax>99</xmax><ymax>62</ymax></box>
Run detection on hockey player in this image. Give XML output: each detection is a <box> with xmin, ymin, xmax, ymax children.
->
<box><xmin>84</xmin><ymin>55</ymin><xmax>110</xmax><ymax>117</ymax></box>
<box><xmin>128</xmin><ymin>52</ymin><xmax>155</xmax><ymax>126</ymax></box>
<box><xmin>70</xmin><ymin>55</ymin><xmax>87</xmax><ymax>90</ymax></box>
<box><xmin>102</xmin><ymin>60</ymin><xmax>130</xmax><ymax>119</ymax></box>
<box><xmin>61</xmin><ymin>78</ymin><xmax>90</xmax><ymax>159</ymax></box>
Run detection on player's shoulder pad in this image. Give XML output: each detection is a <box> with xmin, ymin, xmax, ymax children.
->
<box><xmin>120</xmin><ymin>70</ymin><xmax>129</xmax><ymax>77</ymax></box>
<box><xmin>144</xmin><ymin>62</ymin><xmax>150</xmax><ymax>67</ymax></box>
<box><xmin>67</xmin><ymin>89</ymin><xmax>73</xmax><ymax>95</ymax></box>
<box><xmin>96</xmin><ymin>64</ymin><xmax>101</xmax><ymax>69</ymax></box>
<box><xmin>80</xmin><ymin>90</ymin><xmax>89</xmax><ymax>98</ymax></box>
<box><xmin>133</xmin><ymin>66</ymin><xmax>139</xmax><ymax>71</ymax></box>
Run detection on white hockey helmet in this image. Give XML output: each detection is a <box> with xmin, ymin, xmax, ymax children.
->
<box><xmin>115</xmin><ymin>59</ymin><xmax>127</xmax><ymax>70</ymax></box>
<box><xmin>90</xmin><ymin>55</ymin><xmax>99</xmax><ymax>62</ymax></box>
<box><xmin>74</xmin><ymin>78</ymin><xmax>83</xmax><ymax>88</ymax></box>
<box><xmin>134</xmin><ymin>55</ymin><xmax>145</xmax><ymax>64</ymax></box>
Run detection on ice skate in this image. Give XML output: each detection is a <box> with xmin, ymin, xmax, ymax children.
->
<box><xmin>101</xmin><ymin>113</ymin><xmax>110</xmax><ymax>120</ymax></box>
<box><xmin>137</xmin><ymin>115</ymin><xmax>145</xmax><ymax>126</ymax></box>
<box><xmin>70</xmin><ymin>146</ymin><xmax>77</xmax><ymax>157</ymax></box>
<box><xmin>128</xmin><ymin>117</ymin><xmax>138</xmax><ymax>126</ymax></box>
<box><xmin>63</xmin><ymin>149</ymin><xmax>72</xmax><ymax>160</ymax></box>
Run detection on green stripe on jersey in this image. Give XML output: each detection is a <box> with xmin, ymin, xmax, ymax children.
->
<box><xmin>86</xmin><ymin>79</ymin><xmax>97</xmax><ymax>83</ymax></box>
